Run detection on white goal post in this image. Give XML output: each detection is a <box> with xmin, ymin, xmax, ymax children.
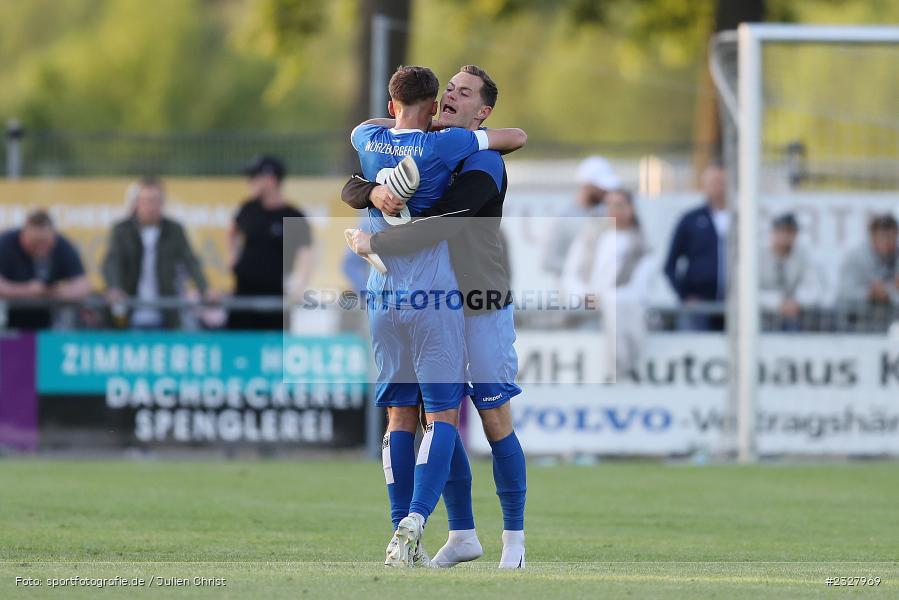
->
<box><xmin>711</xmin><ymin>24</ymin><xmax>899</xmax><ymax>463</ymax></box>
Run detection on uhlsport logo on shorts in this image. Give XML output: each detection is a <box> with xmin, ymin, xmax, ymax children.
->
<box><xmin>482</xmin><ymin>393</ymin><xmax>503</xmax><ymax>402</ymax></box>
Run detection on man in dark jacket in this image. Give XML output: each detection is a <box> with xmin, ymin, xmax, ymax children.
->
<box><xmin>0</xmin><ymin>210</ymin><xmax>91</xmax><ymax>329</ymax></box>
<box><xmin>102</xmin><ymin>177</ymin><xmax>210</xmax><ymax>329</ymax></box>
<box><xmin>663</xmin><ymin>165</ymin><xmax>728</xmax><ymax>331</ymax></box>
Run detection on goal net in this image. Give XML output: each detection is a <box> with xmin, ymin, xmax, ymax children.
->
<box><xmin>711</xmin><ymin>25</ymin><xmax>899</xmax><ymax>461</ymax></box>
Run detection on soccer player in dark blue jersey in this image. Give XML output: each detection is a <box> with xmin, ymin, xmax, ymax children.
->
<box><xmin>345</xmin><ymin>66</ymin><xmax>527</xmax><ymax>569</ymax></box>
<box><xmin>349</xmin><ymin>65</ymin><xmax>526</xmax><ymax>567</ymax></box>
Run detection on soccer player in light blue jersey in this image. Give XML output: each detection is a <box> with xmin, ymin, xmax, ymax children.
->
<box><xmin>350</xmin><ymin>65</ymin><xmax>526</xmax><ymax>567</ymax></box>
<box><xmin>346</xmin><ymin>65</ymin><xmax>527</xmax><ymax>569</ymax></box>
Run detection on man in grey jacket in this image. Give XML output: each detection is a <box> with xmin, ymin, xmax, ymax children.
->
<box><xmin>102</xmin><ymin>177</ymin><xmax>210</xmax><ymax>329</ymax></box>
<box><xmin>759</xmin><ymin>213</ymin><xmax>826</xmax><ymax>330</ymax></box>
<box><xmin>837</xmin><ymin>214</ymin><xmax>899</xmax><ymax>310</ymax></box>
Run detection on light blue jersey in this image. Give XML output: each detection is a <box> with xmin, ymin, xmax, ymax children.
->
<box><xmin>351</xmin><ymin>123</ymin><xmax>487</xmax><ymax>411</ymax></box>
<box><xmin>351</xmin><ymin>124</ymin><xmax>489</xmax><ymax>305</ymax></box>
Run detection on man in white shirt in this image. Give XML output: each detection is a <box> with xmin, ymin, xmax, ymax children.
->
<box><xmin>103</xmin><ymin>178</ymin><xmax>211</xmax><ymax>329</ymax></box>
<box><xmin>542</xmin><ymin>156</ymin><xmax>621</xmax><ymax>277</ymax></box>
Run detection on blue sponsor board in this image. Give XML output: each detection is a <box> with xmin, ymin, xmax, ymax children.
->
<box><xmin>37</xmin><ymin>332</ymin><xmax>369</xmax><ymax>394</ymax></box>
<box><xmin>35</xmin><ymin>332</ymin><xmax>370</xmax><ymax>447</ymax></box>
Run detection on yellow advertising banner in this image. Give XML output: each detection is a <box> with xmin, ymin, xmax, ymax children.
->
<box><xmin>0</xmin><ymin>177</ymin><xmax>360</xmax><ymax>292</ymax></box>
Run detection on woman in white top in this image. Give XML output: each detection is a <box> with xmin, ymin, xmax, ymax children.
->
<box><xmin>562</xmin><ymin>190</ymin><xmax>653</xmax><ymax>378</ymax></box>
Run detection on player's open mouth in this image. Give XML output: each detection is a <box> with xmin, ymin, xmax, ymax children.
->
<box><xmin>442</xmin><ymin>105</ymin><xmax>457</xmax><ymax>114</ymax></box>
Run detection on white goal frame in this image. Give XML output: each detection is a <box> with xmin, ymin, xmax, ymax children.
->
<box><xmin>725</xmin><ymin>24</ymin><xmax>899</xmax><ymax>462</ymax></box>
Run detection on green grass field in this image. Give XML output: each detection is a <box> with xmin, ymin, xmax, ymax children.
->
<box><xmin>1</xmin><ymin>459</ymin><xmax>897</xmax><ymax>598</ymax></box>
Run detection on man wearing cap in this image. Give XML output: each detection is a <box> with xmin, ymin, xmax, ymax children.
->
<box><xmin>227</xmin><ymin>155</ymin><xmax>313</xmax><ymax>330</ymax></box>
<box><xmin>759</xmin><ymin>213</ymin><xmax>826</xmax><ymax>331</ymax></box>
<box><xmin>541</xmin><ymin>155</ymin><xmax>621</xmax><ymax>277</ymax></box>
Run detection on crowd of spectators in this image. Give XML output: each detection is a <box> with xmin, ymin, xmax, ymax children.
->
<box><xmin>0</xmin><ymin>155</ymin><xmax>313</xmax><ymax>332</ymax></box>
<box><xmin>1</xmin><ymin>153</ymin><xmax>896</xmax><ymax>341</ymax></box>
<box><xmin>551</xmin><ymin>156</ymin><xmax>899</xmax><ymax>373</ymax></box>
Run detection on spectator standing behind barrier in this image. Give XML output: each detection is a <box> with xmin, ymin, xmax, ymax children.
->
<box><xmin>562</xmin><ymin>189</ymin><xmax>652</xmax><ymax>378</ymax></box>
<box><xmin>663</xmin><ymin>165</ymin><xmax>728</xmax><ymax>331</ymax></box>
<box><xmin>102</xmin><ymin>177</ymin><xmax>210</xmax><ymax>329</ymax></box>
<box><xmin>759</xmin><ymin>213</ymin><xmax>826</xmax><ymax>331</ymax></box>
<box><xmin>542</xmin><ymin>156</ymin><xmax>621</xmax><ymax>277</ymax></box>
<box><xmin>227</xmin><ymin>155</ymin><xmax>313</xmax><ymax>330</ymax></box>
<box><xmin>837</xmin><ymin>214</ymin><xmax>899</xmax><ymax>309</ymax></box>
<box><xmin>0</xmin><ymin>210</ymin><xmax>91</xmax><ymax>330</ymax></box>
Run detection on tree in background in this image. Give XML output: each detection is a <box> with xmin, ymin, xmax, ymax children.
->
<box><xmin>1</xmin><ymin>0</ymin><xmax>893</xmax><ymax>171</ymax></box>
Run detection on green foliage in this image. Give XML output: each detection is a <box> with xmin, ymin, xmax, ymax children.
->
<box><xmin>0</xmin><ymin>0</ymin><xmax>353</xmax><ymax>132</ymax></box>
<box><xmin>0</xmin><ymin>0</ymin><xmax>894</xmax><ymax>157</ymax></box>
<box><xmin>408</xmin><ymin>1</ymin><xmax>701</xmax><ymax>146</ymax></box>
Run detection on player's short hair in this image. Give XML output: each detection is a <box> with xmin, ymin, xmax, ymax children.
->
<box><xmin>25</xmin><ymin>209</ymin><xmax>53</xmax><ymax>229</ymax></box>
<box><xmin>388</xmin><ymin>66</ymin><xmax>439</xmax><ymax>105</ymax></box>
<box><xmin>460</xmin><ymin>65</ymin><xmax>498</xmax><ymax>108</ymax></box>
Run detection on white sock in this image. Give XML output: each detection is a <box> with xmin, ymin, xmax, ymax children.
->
<box><xmin>499</xmin><ymin>530</ymin><xmax>525</xmax><ymax>569</ymax></box>
<box><xmin>432</xmin><ymin>529</ymin><xmax>483</xmax><ymax>568</ymax></box>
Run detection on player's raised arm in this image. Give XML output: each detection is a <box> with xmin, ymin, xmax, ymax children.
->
<box><xmin>484</xmin><ymin>128</ymin><xmax>527</xmax><ymax>153</ymax></box>
<box><xmin>435</xmin><ymin>127</ymin><xmax>526</xmax><ymax>169</ymax></box>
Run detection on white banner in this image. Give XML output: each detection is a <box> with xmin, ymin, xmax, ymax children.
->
<box><xmin>465</xmin><ymin>333</ymin><xmax>899</xmax><ymax>456</ymax></box>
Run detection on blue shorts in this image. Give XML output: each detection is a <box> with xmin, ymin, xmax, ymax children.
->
<box><xmin>369</xmin><ymin>304</ymin><xmax>466</xmax><ymax>414</ymax></box>
<box><xmin>465</xmin><ymin>304</ymin><xmax>521</xmax><ymax>411</ymax></box>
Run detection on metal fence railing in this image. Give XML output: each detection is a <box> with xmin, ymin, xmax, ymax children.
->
<box><xmin>1</xmin><ymin>296</ymin><xmax>895</xmax><ymax>335</ymax></box>
<box><xmin>5</xmin><ymin>128</ymin><xmax>349</xmax><ymax>177</ymax></box>
<box><xmin>4</xmin><ymin>124</ymin><xmax>713</xmax><ymax>179</ymax></box>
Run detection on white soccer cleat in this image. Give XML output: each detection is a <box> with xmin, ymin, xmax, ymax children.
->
<box><xmin>498</xmin><ymin>530</ymin><xmax>525</xmax><ymax>569</ymax></box>
<box><xmin>384</xmin><ymin>534</ymin><xmax>430</xmax><ymax>568</ymax></box>
<box><xmin>384</xmin><ymin>514</ymin><xmax>426</xmax><ymax>568</ymax></box>
<box><xmin>384</xmin><ymin>535</ymin><xmax>399</xmax><ymax>566</ymax></box>
<box><xmin>412</xmin><ymin>539</ymin><xmax>431</xmax><ymax>568</ymax></box>
<box><xmin>344</xmin><ymin>228</ymin><xmax>387</xmax><ymax>274</ymax></box>
<box><xmin>432</xmin><ymin>529</ymin><xmax>483</xmax><ymax>568</ymax></box>
<box><xmin>382</xmin><ymin>156</ymin><xmax>418</xmax><ymax>226</ymax></box>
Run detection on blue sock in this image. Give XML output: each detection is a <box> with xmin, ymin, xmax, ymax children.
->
<box><xmin>408</xmin><ymin>421</ymin><xmax>457</xmax><ymax>522</ymax></box>
<box><xmin>490</xmin><ymin>431</ymin><xmax>526</xmax><ymax>531</ymax></box>
<box><xmin>383</xmin><ymin>431</ymin><xmax>415</xmax><ymax>530</ymax></box>
<box><xmin>442</xmin><ymin>430</ymin><xmax>475</xmax><ymax>531</ymax></box>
